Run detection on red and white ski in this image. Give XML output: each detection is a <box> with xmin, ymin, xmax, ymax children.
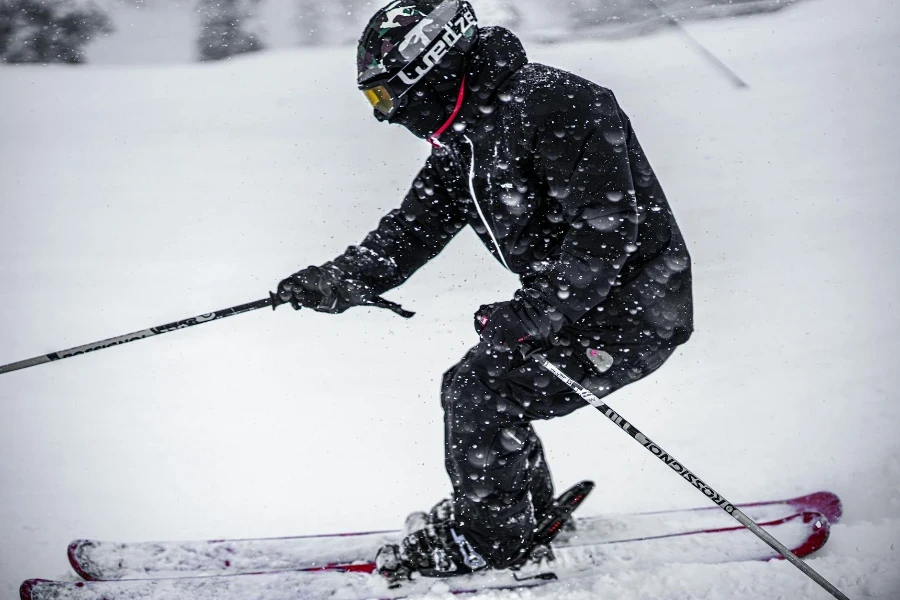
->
<box><xmin>65</xmin><ymin>490</ymin><xmax>840</xmax><ymax>581</ymax></box>
<box><xmin>22</xmin><ymin>509</ymin><xmax>834</xmax><ymax>600</ymax></box>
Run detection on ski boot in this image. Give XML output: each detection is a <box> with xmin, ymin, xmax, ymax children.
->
<box><xmin>398</xmin><ymin>496</ymin><xmax>454</xmax><ymax>540</ymax></box>
<box><xmin>376</xmin><ymin>518</ymin><xmax>488</xmax><ymax>582</ymax></box>
<box><xmin>376</xmin><ymin>481</ymin><xmax>594</xmax><ymax>582</ymax></box>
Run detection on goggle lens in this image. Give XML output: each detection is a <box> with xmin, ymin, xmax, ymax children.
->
<box><xmin>363</xmin><ymin>85</ymin><xmax>395</xmax><ymax>117</ymax></box>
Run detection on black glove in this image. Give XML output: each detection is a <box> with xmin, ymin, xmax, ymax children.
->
<box><xmin>475</xmin><ymin>301</ymin><xmax>538</xmax><ymax>351</ymax></box>
<box><xmin>277</xmin><ymin>265</ymin><xmax>374</xmax><ymax>313</ymax></box>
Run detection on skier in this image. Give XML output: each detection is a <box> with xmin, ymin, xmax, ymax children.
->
<box><xmin>276</xmin><ymin>0</ymin><xmax>693</xmax><ymax>579</ymax></box>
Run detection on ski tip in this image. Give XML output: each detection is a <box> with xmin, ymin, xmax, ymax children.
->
<box><xmin>535</xmin><ymin>480</ymin><xmax>596</xmax><ymax>546</ymax></box>
<box><xmin>19</xmin><ymin>578</ymin><xmax>53</xmax><ymax>600</ymax></box>
<box><xmin>552</xmin><ymin>481</ymin><xmax>595</xmax><ymax>515</ymax></box>
<box><xmin>786</xmin><ymin>491</ymin><xmax>843</xmax><ymax>525</ymax></box>
<box><xmin>576</xmin><ymin>480</ymin><xmax>596</xmax><ymax>494</ymax></box>
<box><xmin>561</xmin><ymin>481</ymin><xmax>595</xmax><ymax>505</ymax></box>
<box><xmin>789</xmin><ymin>511</ymin><xmax>832</xmax><ymax>559</ymax></box>
<box><xmin>18</xmin><ymin>579</ymin><xmax>35</xmax><ymax>600</ymax></box>
<box><xmin>67</xmin><ymin>540</ymin><xmax>99</xmax><ymax>581</ymax></box>
<box><xmin>571</xmin><ymin>481</ymin><xmax>595</xmax><ymax>508</ymax></box>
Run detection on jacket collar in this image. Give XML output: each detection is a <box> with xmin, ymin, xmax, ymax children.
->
<box><xmin>452</xmin><ymin>27</ymin><xmax>529</xmax><ymax>137</ymax></box>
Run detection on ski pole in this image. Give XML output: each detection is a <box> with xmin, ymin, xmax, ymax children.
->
<box><xmin>0</xmin><ymin>293</ymin><xmax>414</xmax><ymax>376</ymax></box>
<box><xmin>533</xmin><ymin>353</ymin><xmax>850</xmax><ymax>600</ymax></box>
<box><xmin>644</xmin><ymin>0</ymin><xmax>749</xmax><ymax>89</ymax></box>
<box><xmin>0</xmin><ymin>295</ymin><xmax>279</xmax><ymax>376</ymax></box>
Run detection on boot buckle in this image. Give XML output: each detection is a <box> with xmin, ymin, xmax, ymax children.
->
<box><xmin>450</xmin><ymin>527</ymin><xmax>488</xmax><ymax>570</ymax></box>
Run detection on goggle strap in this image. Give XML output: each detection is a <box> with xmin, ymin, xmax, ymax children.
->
<box><xmin>428</xmin><ymin>75</ymin><xmax>467</xmax><ymax>148</ymax></box>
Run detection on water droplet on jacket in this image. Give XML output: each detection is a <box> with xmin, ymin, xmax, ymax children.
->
<box><xmin>533</xmin><ymin>374</ymin><xmax>551</xmax><ymax>389</ymax></box>
<box><xmin>499</xmin><ymin>428</ymin><xmax>525</xmax><ymax>451</ymax></box>
<box><xmin>664</xmin><ymin>256</ymin><xmax>689</xmax><ymax>273</ymax></box>
<box><xmin>501</xmin><ymin>191</ymin><xmax>525</xmax><ymax>213</ymax></box>
<box><xmin>603</xmin><ymin>129</ymin><xmax>626</xmax><ymax>146</ymax></box>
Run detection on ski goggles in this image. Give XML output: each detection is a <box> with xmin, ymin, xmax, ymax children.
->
<box><xmin>362</xmin><ymin>80</ymin><xmax>403</xmax><ymax>119</ymax></box>
<box><xmin>358</xmin><ymin>0</ymin><xmax>477</xmax><ymax>119</ymax></box>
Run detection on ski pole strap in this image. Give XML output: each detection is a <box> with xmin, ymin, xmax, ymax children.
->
<box><xmin>365</xmin><ymin>296</ymin><xmax>415</xmax><ymax>319</ymax></box>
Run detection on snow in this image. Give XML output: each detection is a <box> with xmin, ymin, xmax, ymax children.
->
<box><xmin>1</xmin><ymin>0</ymin><xmax>899</xmax><ymax>598</ymax></box>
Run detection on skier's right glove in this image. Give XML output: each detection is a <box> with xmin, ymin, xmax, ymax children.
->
<box><xmin>474</xmin><ymin>289</ymin><xmax>561</xmax><ymax>351</ymax></box>
<box><xmin>474</xmin><ymin>300</ymin><xmax>539</xmax><ymax>351</ymax></box>
<box><xmin>277</xmin><ymin>265</ymin><xmax>374</xmax><ymax>314</ymax></box>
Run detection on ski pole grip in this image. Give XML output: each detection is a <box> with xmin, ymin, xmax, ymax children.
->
<box><xmin>269</xmin><ymin>290</ymin><xmax>291</xmax><ymax>311</ymax></box>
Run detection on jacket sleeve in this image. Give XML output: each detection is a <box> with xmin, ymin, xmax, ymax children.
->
<box><xmin>324</xmin><ymin>154</ymin><xmax>468</xmax><ymax>297</ymax></box>
<box><xmin>515</xmin><ymin>87</ymin><xmax>640</xmax><ymax>337</ymax></box>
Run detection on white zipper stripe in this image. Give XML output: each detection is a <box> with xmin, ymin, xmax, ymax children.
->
<box><xmin>464</xmin><ymin>135</ymin><xmax>511</xmax><ymax>271</ymax></box>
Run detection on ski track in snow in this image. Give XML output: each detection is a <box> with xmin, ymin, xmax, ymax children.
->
<box><xmin>1</xmin><ymin>0</ymin><xmax>899</xmax><ymax>598</ymax></box>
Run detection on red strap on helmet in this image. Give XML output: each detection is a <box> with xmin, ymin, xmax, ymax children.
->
<box><xmin>428</xmin><ymin>76</ymin><xmax>467</xmax><ymax>148</ymax></box>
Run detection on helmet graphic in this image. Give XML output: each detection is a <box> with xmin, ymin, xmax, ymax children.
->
<box><xmin>357</xmin><ymin>0</ymin><xmax>478</xmax><ymax>119</ymax></box>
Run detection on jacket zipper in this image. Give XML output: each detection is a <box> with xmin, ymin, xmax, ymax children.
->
<box><xmin>464</xmin><ymin>135</ymin><xmax>511</xmax><ymax>271</ymax></box>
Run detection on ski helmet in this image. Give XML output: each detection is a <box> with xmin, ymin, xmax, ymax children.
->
<box><xmin>357</xmin><ymin>0</ymin><xmax>478</xmax><ymax>121</ymax></box>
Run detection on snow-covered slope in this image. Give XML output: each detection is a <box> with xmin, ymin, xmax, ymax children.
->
<box><xmin>1</xmin><ymin>0</ymin><xmax>898</xmax><ymax>597</ymax></box>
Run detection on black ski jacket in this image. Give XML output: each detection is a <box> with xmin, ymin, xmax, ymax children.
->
<box><xmin>327</xmin><ymin>27</ymin><xmax>693</xmax><ymax>349</ymax></box>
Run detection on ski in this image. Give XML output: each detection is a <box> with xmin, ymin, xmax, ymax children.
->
<box><xmin>67</xmin><ymin>490</ymin><xmax>840</xmax><ymax>581</ymax></box>
<box><xmin>23</xmin><ymin>511</ymin><xmax>831</xmax><ymax>600</ymax></box>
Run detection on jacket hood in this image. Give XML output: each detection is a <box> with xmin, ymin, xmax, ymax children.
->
<box><xmin>456</xmin><ymin>26</ymin><xmax>529</xmax><ymax>134</ymax></box>
<box><xmin>386</xmin><ymin>26</ymin><xmax>527</xmax><ymax>141</ymax></box>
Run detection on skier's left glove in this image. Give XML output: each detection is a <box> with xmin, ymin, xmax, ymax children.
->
<box><xmin>277</xmin><ymin>265</ymin><xmax>373</xmax><ymax>313</ymax></box>
<box><xmin>475</xmin><ymin>297</ymin><xmax>548</xmax><ymax>352</ymax></box>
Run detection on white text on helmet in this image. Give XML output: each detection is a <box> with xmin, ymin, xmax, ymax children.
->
<box><xmin>397</xmin><ymin>9</ymin><xmax>477</xmax><ymax>88</ymax></box>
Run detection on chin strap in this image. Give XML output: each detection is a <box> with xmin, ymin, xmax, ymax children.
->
<box><xmin>428</xmin><ymin>76</ymin><xmax>467</xmax><ymax>149</ymax></box>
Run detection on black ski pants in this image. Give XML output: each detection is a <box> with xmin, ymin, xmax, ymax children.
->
<box><xmin>441</xmin><ymin>341</ymin><xmax>675</xmax><ymax>567</ymax></box>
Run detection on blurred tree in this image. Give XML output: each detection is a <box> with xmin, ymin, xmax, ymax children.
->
<box><xmin>473</xmin><ymin>0</ymin><xmax>522</xmax><ymax>29</ymax></box>
<box><xmin>0</xmin><ymin>0</ymin><xmax>113</xmax><ymax>63</ymax></box>
<box><xmin>296</xmin><ymin>0</ymin><xmax>362</xmax><ymax>47</ymax></box>
<box><xmin>196</xmin><ymin>0</ymin><xmax>265</xmax><ymax>61</ymax></box>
